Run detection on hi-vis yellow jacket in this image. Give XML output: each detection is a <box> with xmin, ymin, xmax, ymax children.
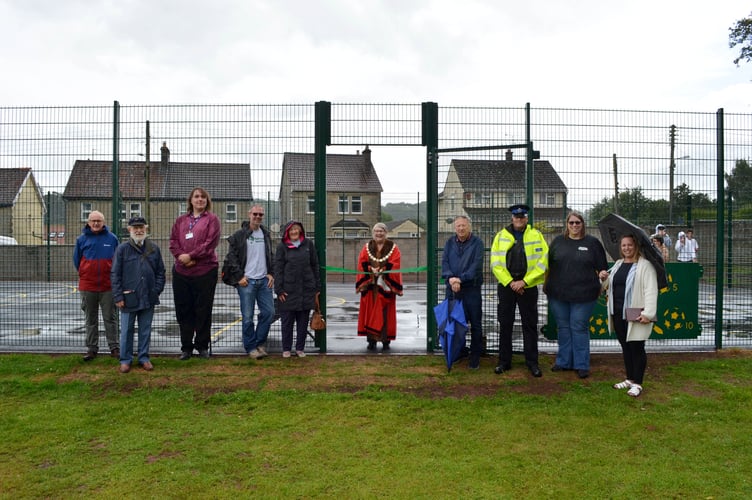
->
<box><xmin>490</xmin><ymin>225</ymin><xmax>549</xmax><ymax>287</ymax></box>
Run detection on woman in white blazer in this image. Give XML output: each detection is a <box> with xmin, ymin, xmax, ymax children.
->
<box><xmin>600</xmin><ymin>234</ymin><xmax>658</xmax><ymax>397</ymax></box>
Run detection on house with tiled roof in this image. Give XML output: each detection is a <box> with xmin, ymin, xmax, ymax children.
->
<box><xmin>385</xmin><ymin>219</ymin><xmax>424</xmax><ymax>238</ymax></box>
<box><xmin>62</xmin><ymin>143</ymin><xmax>253</xmax><ymax>240</ymax></box>
<box><xmin>439</xmin><ymin>150</ymin><xmax>568</xmax><ymax>240</ymax></box>
<box><xmin>279</xmin><ymin>146</ymin><xmax>383</xmax><ymax>237</ymax></box>
<box><xmin>0</xmin><ymin>167</ymin><xmax>46</xmax><ymax>245</ymax></box>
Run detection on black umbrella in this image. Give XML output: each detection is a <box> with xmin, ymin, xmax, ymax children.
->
<box><xmin>597</xmin><ymin>213</ymin><xmax>668</xmax><ymax>290</ymax></box>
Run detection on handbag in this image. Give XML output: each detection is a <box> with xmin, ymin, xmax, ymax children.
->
<box><xmin>309</xmin><ymin>292</ymin><xmax>326</xmax><ymax>330</ymax></box>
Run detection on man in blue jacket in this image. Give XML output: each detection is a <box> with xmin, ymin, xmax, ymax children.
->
<box><xmin>111</xmin><ymin>217</ymin><xmax>166</xmax><ymax>373</ymax></box>
<box><xmin>441</xmin><ymin>215</ymin><xmax>485</xmax><ymax>369</ymax></box>
<box><xmin>73</xmin><ymin>210</ymin><xmax>120</xmax><ymax>361</ymax></box>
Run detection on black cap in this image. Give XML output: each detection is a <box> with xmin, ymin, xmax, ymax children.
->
<box><xmin>127</xmin><ymin>216</ymin><xmax>147</xmax><ymax>226</ymax></box>
<box><xmin>509</xmin><ymin>204</ymin><xmax>530</xmax><ymax>216</ymax></box>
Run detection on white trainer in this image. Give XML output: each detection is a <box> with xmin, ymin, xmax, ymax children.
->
<box><xmin>282</xmin><ymin>351</ymin><xmax>291</xmax><ymax>358</ymax></box>
<box><xmin>296</xmin><ymin>350</ymin><xmax>306</xmax><ymax>358</ymax></box>
<box><xmin>627</xmin><ymin>384</ymin><xmax>643</xmax><ymax>397</ymax></box>
<box><xmin>248</xmin><ymin>349</ymin><xmax>261</xmax><ymax>359</ymax></box>
<box><xmin>613</xmin><ymin>379</ymin><xmax>633</xmax><ymax>390</ymax></box>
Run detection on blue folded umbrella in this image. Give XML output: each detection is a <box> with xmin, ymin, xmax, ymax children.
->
<box><xmin>434</xmin><ymin>298</ymin><xmax>468</xmax><ymax>372</ymax></box>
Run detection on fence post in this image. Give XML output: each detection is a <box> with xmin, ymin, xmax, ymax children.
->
<box><xmin>112</xmin><ymin>101</ymin><xmax>120</xmax><ymax>237</ymax></box>
<box><xmin>314</xmin><ymin>101</ymin><xmax>331</xmax><ymax>353</ymax></box>
<box><xmin>422</xmin><ymin>102</ymin><xmax>439</xmax><ymax>351</ymax></box>
<box><xmin>715</xmin><ymin>108</ymin><xmax>725</xmax><ymax>349</ymax></box>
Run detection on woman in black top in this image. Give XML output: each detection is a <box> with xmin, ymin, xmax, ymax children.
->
<box><xmin>545</xmin><ymin>211</ymin><xmax>608</xmax><ymax>378</ymax></box>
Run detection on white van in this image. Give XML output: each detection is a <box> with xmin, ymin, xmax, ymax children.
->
<box><xmin>0</xmin><ymin>236</ymin><xmax>19</xmax><ymax>245</ymax></box>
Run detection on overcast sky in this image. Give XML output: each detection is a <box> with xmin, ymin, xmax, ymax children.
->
<box><xmin>2</xmin><ymin>1</ymin><xmax>751</xmax><ymax>203</ymax></box>
<box><xmin>2</xmin><ymin>0</ymin><xmax>751</xmax><ymax>110</ymax></box>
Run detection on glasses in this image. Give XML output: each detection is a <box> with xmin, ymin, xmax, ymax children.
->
<box><xmin>251</xmin><ymin>213</ymin><xmax>264</xmax><ymax>217</ymax></box>
<box><xmin>568</xmin><ymin>220</ymin><xmax>582</xmax><ymax>225</ymax></box>
<box><xmin>89</xmin><ymin>220</ymin><xmax>104</xmax><ymax>224</ymax></box>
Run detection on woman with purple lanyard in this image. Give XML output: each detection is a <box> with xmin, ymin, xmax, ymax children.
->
<box><xmin>169</xmin><ymin>187</ymin><xmax>221</xmax><ymax>360</ymax></box>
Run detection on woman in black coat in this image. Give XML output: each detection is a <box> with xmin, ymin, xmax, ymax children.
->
<box><xmin>273</xmin><ymin>221</ymin><xmax>320</xmax><ymax>357</ymax></box>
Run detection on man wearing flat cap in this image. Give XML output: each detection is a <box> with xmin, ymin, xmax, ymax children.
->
<box><xmin>490</xmin><ymin>204</ymin><xmax>549</xmax><ymax>377</ymax></box>
<box><xmin>111</xmin><ymin>217</ymin><xmax>165</xmax><ymax>373</ymax></box>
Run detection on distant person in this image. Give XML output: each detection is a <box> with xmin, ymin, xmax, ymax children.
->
<box><xmin>111</xmin><ymin>217</ymin><xmax>165</xmax><ymax>373</ymax></box>
<box><xmin>685</xmin><ymin>228</ymin><xmax>699</xmax><ymax>262</ymax></box>
<box><xmin>223</xmin><ymin>205</ymin><xmax>274</xmax><ymax>359</ymax></box>
<box><xmin>675</xmin><ymin>231</ymin><xmax>697</xmax><ymax>263</ymax></box>
<box><xmin>655</xmin><ymin>224</ymin><xmax>672</xmax><ymax>249</ymax></box>
<box><xmin>356</xmin><ymin>223</ymin><xmax>403</xmax><ymax>351</ymax></box>
<box><xmin>601</xmin><ymin>234</ymin><xmax>658</xmax><ymax>398</ymax></box>
<box><xmin>545</xmin><ymin>211</ymin><xmax>608</xmax><ymax>379</ymax></box>
<box><xmin>73</xmin><ymin>210</ymin><xmax>120</xmax><ymax>361</ymax></box>
<box><xmin>651</xmin><ymin>234</ymin><xmax>669</xmax><ymax>263</ymax></box>
<box><xmin>169</xmin><ymin>187</ymin><xmax>221</xmax><ymax>360</ymax></box>
<box><xmin>491</xmin><ymin>204</ymin><xmax>549</xmax><ymax>377</ymax></box>
<box><xmin>441</xmin><ymin>215</ymin><xmax>485</xmax><ymax>369</ymax></box>
<box><xmin>274</xmin><ymin>220</ymin><xmax>320</xmax><ymax>358</ymax></box>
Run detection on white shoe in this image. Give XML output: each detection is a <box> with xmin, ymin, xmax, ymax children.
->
<box><xmin>258</xmin><ymin>346</ymin><xmax>268</xmax><ymax>356</ymax></box>
<box><xmin>248</xmin><ymin>349</ymin><xmax>261</xmax><ymax>359</ymax></box>
<box><xmin>627</xmin><ymin>384</ymin><xmax>643</xmax><ymax>397</ymax></box>
<box><xmin>296</xmin><ymin>350</ymin><xmax>306</xmax><ymax>358</ymax></box>
<box><xmin>282</xmin><ymin>351</ymin><xmax>291</xmax><ymax>358</ymax></box>
<box><xmin>613</xmin><ymin>379</ymin><xmax>633</xmax><ymax>390</ymax></box>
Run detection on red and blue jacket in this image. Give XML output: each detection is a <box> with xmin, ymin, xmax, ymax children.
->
<box><xmin>73</xmin><ymin>224</ymin><xmax>119</xmax><ymax>292</ymax></box>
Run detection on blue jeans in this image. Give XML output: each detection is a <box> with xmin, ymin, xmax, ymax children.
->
<box><xmin>237</xmin><ymin>278</ymin><xmax>274</xmax><ymax>352</ymax></box>
<box><xmin>119</xmin><ymin>307</ymin><xmax>154</xmax><ymax>365</ymax></box>
<box><xmin>549</xmin><ymin>298</ymin><xmax>596</xmax><ymax>371</ymax></box>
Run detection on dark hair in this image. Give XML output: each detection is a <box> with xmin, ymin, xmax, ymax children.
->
<box><xmin>563</xmin><ymin>210</ymin><xmax>586</xmax><ymax>237</ymax></box>
<box><xmin>619</xmin><ymin>234</ymin><xmax>642</xmax><ymax>260</ymax></box>
<box><xmin>187</xmin><ymin>187</ymin><xmax>212</xmax><ymax>213</ymax></box>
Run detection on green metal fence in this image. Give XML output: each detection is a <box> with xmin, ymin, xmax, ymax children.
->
<box><xmin>0</xmin><ymin>102</ymin><xmax>750</xmax><ymax>354</ymax></box>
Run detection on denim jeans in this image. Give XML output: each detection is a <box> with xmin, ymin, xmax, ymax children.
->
<box><xmin>237</xmin><ymin>278</ymin><xmax>274</xmax><ymax>352</ymax></box>
<box><xmin>549</xmin><ymin>298</ymin><xmax>596</xmax><ymax>371</ymax></box>
<box><xmin>119</xmin><ymin>307</ymin><xmax>154</xmax><ymax>365</ymax></box>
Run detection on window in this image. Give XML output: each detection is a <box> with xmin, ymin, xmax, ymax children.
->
<box><xmin>81</xmin><ymin>203</ymin><xmax>92</xmax><ymax>222</ymax></box>
<box><xmin>177</xmin><ymin>202</ymin><xmax>187</xmax><ymax>216</ymax></box>
<box><xmin>539</xmin><ymin>192</ymin><xmax>555</xmax><ymax>206</ymax></box>
<box><xmin>338</xmin><ymin>195</ymin><xmax>349</xmax><ymax>214</ymax></box>
<box><xmin>307</xmin><ymin>196</ymin><xmax>315</xmax><ymax>214</ymax></box>
<box><xmin>120</xmin><ymin>202</ymin><xmax>141</xmax><ymax>222</ymax></box>
<box><xmin>351</xmin><ymin>196</ymin><xmax>362</xmax><ymax>214</ymax></box>
<box><xmin>226</xmin><ymin>203</ymin><xmax>237</xmax><ymax>222</ymax></box>
<box><xmin>510</xmin><ymin>192</ymin><xmax>525</xmax><ymax>205</ymax></box>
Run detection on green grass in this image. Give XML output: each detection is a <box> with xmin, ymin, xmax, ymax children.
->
<box><xmin>0</xmin><ymin>352</ymin><xmax>750</xmax><ymax>499</ymax></box>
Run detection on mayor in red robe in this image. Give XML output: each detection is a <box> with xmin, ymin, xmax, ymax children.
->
<box><xmin>356</xmin><ymin>223</ymin><xmax>403</xmax><ymax>350</ymax></box>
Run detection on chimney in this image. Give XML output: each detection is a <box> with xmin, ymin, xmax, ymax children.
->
<box><xmin>505</xmin><ymin>149</ymin><xmax>513</xmax><ymax>161</ymax></box>
<box><xmin>161</xmin><ymin>142</ymin><xmax>170</xmax><ymax>166</ymax></box>
<box><xmin>362</xmin><ymin>145</ymin><xmax>371</xmax><ymax>163</ymax></box>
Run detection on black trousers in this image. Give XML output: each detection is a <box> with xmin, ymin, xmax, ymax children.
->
<box><xmin>612</xmin><ymin>315</ymin><xmax>647</xmax><ymax>384</ymax></box>
<box><xmin>172</xmin><ymin>267</ymin><xmax>218</xmax><ymax>352</ymax></box>
<box><xmin>498</xmin><ymin>284</ymin><xmax>539</xmax><ymax>367</ymax></box>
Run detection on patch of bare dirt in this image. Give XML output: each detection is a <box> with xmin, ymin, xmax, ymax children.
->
<box><xmin>57</xmin><ymin>350</ymin><xmax>751</xmax><ymax>399</ymax></box>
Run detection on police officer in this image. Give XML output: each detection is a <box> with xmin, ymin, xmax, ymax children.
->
<box><xmin>490</xmin><ymin>204</ymin><xmax>549</xmax><ymax>377</ymax></box>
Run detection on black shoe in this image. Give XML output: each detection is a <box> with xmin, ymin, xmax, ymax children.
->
<box><xmin>382</xmin><ymin>341</ymin><xmax>390</xmax><ymax>350</ymax></box>
<box><xmin>494</xmin><ymin>363</ymin><xmax>511</xmax><ymax>375</ymax></box>
<box><xmin>198</xmin><ymin>349</ymin><xmax>210</xmax><ymax>359</ymax></box>
<box><xmin>577</xmin><ymin>369</ymin><xmax>590</xmax><ymax>379</ymax></box>
<box><xmin>83</xmin><ymin>351</ymin><xmax>97</xmax><ymax>361</ymax></box>
<box><xmin>468</xmin><ymin>354</ymin><xmax>480</xmax><ymax>370</ymax></box>
<box><xmin>110</xmin><ymin>348</ymin><xmax>120</xmax><ymax>359</ymax></box>
<box><xmin>529</xmin><ymin>365</ymin><xmax>543</xmax><ymax>378</ymax></box>
<box><xmin>179</xmin><ymin>351</ymin><xmax>192</xmax><ymax>361</ymax></box>
<box><xmin>367</xmin><ymin>340</ymin><xmax>376</xmax><ymax>351</ymax></box>
<box><xmin>551</xmin><ymin>364</ymin><xmax>567</xmax><ymax>372</ymax></box>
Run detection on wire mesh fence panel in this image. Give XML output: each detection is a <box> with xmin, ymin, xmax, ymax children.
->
<box><xmin>0</xmin><ymin>103</ymin><xmax>751</xmax><ymax>354</ymax></box>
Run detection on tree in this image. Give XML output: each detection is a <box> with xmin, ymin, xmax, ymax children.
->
<box><xmin>587</xmin><ymin>187</ymin><xmax>665</xmax><ymax>226</ymax></box>
<box><xmin>725</xmin><ymin>159</ymin><xmax>752</xmax><ymax>206</ymax></box>
<box><xmin>729</xmin><ymin>13</ymin><xmax>752</xmax><ymax>66</ymax></box>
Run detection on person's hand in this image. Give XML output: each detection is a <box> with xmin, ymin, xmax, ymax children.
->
<box><xmin>278</xmin><ymin>292</ymin><xmax>287</xmax><ymax>303</ymax></box>
<box><xmin>238</xmin><ymin>276</ymin><xmax>248</xmax><ymax>287</ymax></box>
<box><xmin>178</xmin><ymin>253</ymin><xmax>192</xmax><ymax>265</ymax></box>
<box><xmin>598</xmin><ymin>270</ymin><xmax>609</xmax><ymax>280</ymax></box>
<box><xmin>267</xmin><ymin>274</ymin><xmax>274</xmax><ymax>288</ymax></box>
<box><xmin>116</xmin><ymin>300</ymin><xmax>125</xmax><ymax>309</ymax></box>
